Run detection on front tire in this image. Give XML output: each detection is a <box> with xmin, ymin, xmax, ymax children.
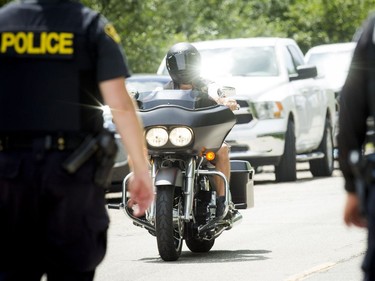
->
<box><xmin>310</xmin><ymin>119</ymin><xmax>334</xmax><ymax>177</ymax></box>
<box><xmin>155</xmin><ymin>185</ymin><xmax>183</xmax><ymax>261</ymax></box>
<box><xmin>275</xmin><ymin>120</ymin><xmax>296</xmax><ymax>182</ymax></box>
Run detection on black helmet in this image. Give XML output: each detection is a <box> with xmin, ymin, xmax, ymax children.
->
<box><xmin>166</xmin><ymin>42</ymin><xmax>201</xmax><ymax>84</ymax></box>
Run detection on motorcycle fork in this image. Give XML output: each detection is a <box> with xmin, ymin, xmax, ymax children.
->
<box><xmin>147</xmin><ymin>157</ymin><xmax>159</xmax><ymax>222</ymax></box>
<box><xmin>148</xmin><ymin>157</ymin><xmax>193</xmax><ymax>222</ymax></box>
<box><xmin>183</xmin><ymin>157</ymin><xmax>196</xmax><ymax>221</ymax></box>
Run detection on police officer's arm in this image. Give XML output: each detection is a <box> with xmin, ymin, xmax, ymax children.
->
<box><xmin>339</xmin><ymin>15</ymin><xmax>373</xmax><ymax>228</ymax></box>
<box><xmin>92</xmin><ymin>15</ymin><xmax>153</xmax><ymax>215</ymax></box>
<box><xmin>338</xmin><ymin>16</ymin><xmax>373</xmax><ymax>193</ymax></box>
<box><xmin>100</xmin><ymin>78</ymin><xmax>147</xmax><ymax>172</ymax></box>
<box><xmin>100</xmin><ymin>77</ymin><xmax>153</xmax><ymax>215</ymax></box>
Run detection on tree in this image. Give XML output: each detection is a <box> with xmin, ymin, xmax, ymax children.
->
<box><xmin>1</xmin><ymin>0</ymin><xmax>375</xmax><ymax>71</ymax></box>
<box><xmin>284</xmin><ymin>0</ymin><xmax>375</xmax><ymax>52</ymax></box>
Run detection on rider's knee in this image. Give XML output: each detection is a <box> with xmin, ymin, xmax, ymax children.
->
<box><xmin>217</xmin><ymin>144</ymin><xmax>229</xmax><ymax>161</ymax></box>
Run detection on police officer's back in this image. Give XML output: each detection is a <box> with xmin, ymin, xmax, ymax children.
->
<box><xmin>0</xmin><ymin>0</ymin><xmax>153</xmax><ymax>280</ymax></box>
<box><xmin>0</xmin><ymin>0</ymin><xmax>120</xmax><ymax>134</ymax></box>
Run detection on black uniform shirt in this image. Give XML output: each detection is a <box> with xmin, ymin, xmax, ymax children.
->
<box><xmin>338</xmin><ymin>14</ymin><xmax>375</xmax><ymax>192</ymax></box>
<box><xmin>0</xmin><ymin>0</ymin><xmax>130</xmax><ymax>133</ymax></box>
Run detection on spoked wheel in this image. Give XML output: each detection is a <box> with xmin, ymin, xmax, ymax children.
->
<box><xmin>155</xmin><ymin>185</ymin><xmax>184</xmax><ymax>261</ymax></box>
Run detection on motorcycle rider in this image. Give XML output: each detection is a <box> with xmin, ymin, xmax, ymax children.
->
<box><xmin>164</xmin><ymin>42</ymin><xmax>238</xmax><ymax>217</ymax></box>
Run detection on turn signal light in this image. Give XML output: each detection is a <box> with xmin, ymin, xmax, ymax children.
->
<box><xmin>206</xmin><ymin>151</ymin><xmax>216</xmax><ymax>161</ymax></box>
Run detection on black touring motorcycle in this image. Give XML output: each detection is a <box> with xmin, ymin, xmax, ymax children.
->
<box><xmin>109</xmin><ymin>88</ymin><xmax>254</xmax><ymax>261</ymax></box>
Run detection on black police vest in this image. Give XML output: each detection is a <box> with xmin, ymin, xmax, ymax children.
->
<box><xmin>0</xmin><ymin>2</ymin><xmax>103</xmax><ymax>134</ymax></box>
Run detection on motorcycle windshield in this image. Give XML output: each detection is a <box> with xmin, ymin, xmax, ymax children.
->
<box><xmin>136</xmin><ymin>89</ymin><xmax>217</xmax><ymax>110</ymax></box>
<box><xmin>137</xmin><ymin>89</ymin><xmax>237</xmax><ymax>154</ymax></box>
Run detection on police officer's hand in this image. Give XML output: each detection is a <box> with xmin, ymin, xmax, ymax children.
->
<box><xmin>127</xmin><ymin>170</ymin><xmax>154</xmax><ymax>217</ymax></box>
<box><xmin>344</xmin><ymin>193</ymin><xmax>367</xmax><ymax>228</ymax></box>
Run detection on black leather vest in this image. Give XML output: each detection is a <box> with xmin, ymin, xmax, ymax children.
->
<box><xmin>0</xmin><ymin>1</ymin><xmax>103</xmax><ymax>134</ymax></box>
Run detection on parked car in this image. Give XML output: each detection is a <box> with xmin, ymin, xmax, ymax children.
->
<box><xmin>158</xmin><ymin>37</ymin><xmax>336</xmax><ymax>182</ymax></box>
<box><xmin>305</xmin><ymin>42</ymin><xmax>356</xmax><ymax>157</ymax></box>
<box><xmin>104</xmin><ymin>74</ymin><xmax>171</xmax><ymax>192</ymax></box>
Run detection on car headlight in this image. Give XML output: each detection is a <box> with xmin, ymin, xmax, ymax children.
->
<box><xmin>146</xmin><ymin>127</ymin><xmax>169</xmax><ymax>147</ymax></box>
<box><xmin>253</xmin><ymin>101</ymin><xmax>284</xmax><ymax>119</ymax></box>
<box><xmin>169</xmin><ymin>127</ymin><xmax>193</xmax><ymax>147</ymax></box>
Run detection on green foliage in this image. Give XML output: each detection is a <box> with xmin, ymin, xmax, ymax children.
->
<box><xmin>109</xmin><ymin>0</ymin><xmax>375</xmax><ymax>72</ymax></box>
<box><xmin>284</xmin><ymin>0</ymin><xmax>375</xmax><ymax>52</ymax></box>
<box><xmin>1</xmin><ymin>0</ymin><xmax>374</xmax><ymax>72</ymax></box>
<box><xmin>0</xmin><ymin>0</ymin><xmax>10</xmax><ymax>6</ymax></box>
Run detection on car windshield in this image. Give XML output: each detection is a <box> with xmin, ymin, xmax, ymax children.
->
<box><xmin>306</xmin><ymin>50</ymin><xmax>353</xmax><ymax>78</ymax></box>
<box><xmin>198</xmin><ymin>46</ymin><xmax>279</xmax><ymax>77</ymax></box>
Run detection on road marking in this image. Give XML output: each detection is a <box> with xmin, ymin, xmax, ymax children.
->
<box><xmin>284</xmin><ymin>262</ymin><xmax>336</xmax><ymax>281</ymax></box>
<box><xmin>284</xmin><ymin>251</ymin><xmax>366</xmax><ymax>281</ymax></box>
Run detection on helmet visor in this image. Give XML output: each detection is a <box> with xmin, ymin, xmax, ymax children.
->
<box><xmin>167</xmin><ymin>52</ymin><xmax>200</xmax><ymax>72</ymax></box>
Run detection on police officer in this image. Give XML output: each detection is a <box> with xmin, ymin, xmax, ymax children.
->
<box><xmin>338</xmin><ymin>13</ymin><xmax>375</xmax><ymax>281</ymax></box>
<box><xmin>0</xmin><ymin>0</ymin><xmax>153</xmax><ymax>280</ymax></box>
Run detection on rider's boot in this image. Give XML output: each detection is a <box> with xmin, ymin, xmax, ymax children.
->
<box><xmin>216</xmin><ymin>196</ymin><xmax>237</xmax><ymax>219</ymax></box>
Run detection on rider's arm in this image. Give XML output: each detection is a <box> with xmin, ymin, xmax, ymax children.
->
<box><xmin>208</xmin><ymin>83</ymin><xmax>239</xmax><ymax>111</ymax></box>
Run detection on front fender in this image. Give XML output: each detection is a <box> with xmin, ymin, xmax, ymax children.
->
<box><xmin>155</xmin><ymin>167</ymin><xmax>183</xmax><ymax>187</ymax></box>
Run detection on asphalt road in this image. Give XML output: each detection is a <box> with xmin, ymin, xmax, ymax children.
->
<box><xmin>96</xmin><ymin>163</ymin><xmax>367</xmax><ymax>281</ymax></box>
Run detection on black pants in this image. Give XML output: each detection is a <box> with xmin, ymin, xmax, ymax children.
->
<box><xmin>0</xmin><ymin>150</ymin><xmax>109</xmax><ymax>281</ymax></box>
<box><xmin>363</xmin><ymin>185</ymin><xmax>375</xmax><ymax>281</ymax></box>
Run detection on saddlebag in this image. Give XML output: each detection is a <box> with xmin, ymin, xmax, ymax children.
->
<box><xmin>229</xmin><ymin>160</ymin><xmax>254</xmax><ymax>209</ymax></box>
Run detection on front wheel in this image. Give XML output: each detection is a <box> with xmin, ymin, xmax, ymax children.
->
<box><xmin>155</xmin><ymin>185</ymin><xmax>184</xmax><ymax>261</ymax></box>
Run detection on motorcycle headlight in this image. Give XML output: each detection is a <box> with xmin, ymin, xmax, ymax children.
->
<box><xmin>146</xmin><ymin>127</ymin><xmax>169</xmax><ymax>147</ymax></box>
<box><xmin>253</xmin><ymin>101</ymin><xmax>284</xmax><ymax>120</ymax></box>
<box><xmin>169</xmin><ymin>127</ymin><xmax>193</xmax><ymax>147</ymax></box>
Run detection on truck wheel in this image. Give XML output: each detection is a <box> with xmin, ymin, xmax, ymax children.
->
<box><xmin>275</xmin><ymin>120</ymin><xmax>296</xmax><ymax>182</ymax></box>
<box><xmin>310</xmin><ymin>119</ymin><xmax>334</xmax><ymax>177</ymax></box>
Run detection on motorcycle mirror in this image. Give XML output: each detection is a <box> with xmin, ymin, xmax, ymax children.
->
<box><xmin>217</xmin><ymin>86</ymin><xmax>236</xmax><ymax>98</ymax></box>
<box><xmin>126</xmin><ymin>87</ymin><xmax>140</xmax><ymax>101</ymax></box>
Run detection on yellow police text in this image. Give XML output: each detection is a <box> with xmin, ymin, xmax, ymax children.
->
<box><xmin>1</xmin><ymin>32</ymin><xmax>74</xmax><ymax>55</ymax></box>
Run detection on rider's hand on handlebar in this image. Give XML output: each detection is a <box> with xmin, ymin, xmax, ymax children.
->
<box><xmin>217</xmin><ymin>97</ymin><xmax>239</xmax><ymax>111</ymax></box>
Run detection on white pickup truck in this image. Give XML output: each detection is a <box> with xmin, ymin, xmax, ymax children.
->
<box><xmin>158</xmin><ymin>37</ymin><xmax>336</xmax><ymax>182</ymax></box>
